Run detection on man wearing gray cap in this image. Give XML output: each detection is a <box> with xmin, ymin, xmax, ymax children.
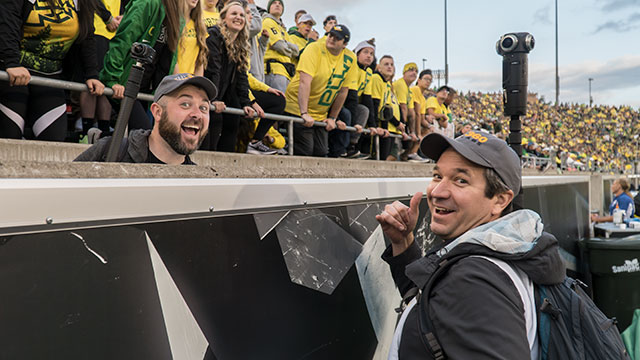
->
<box><xmin>376</xmin><ymin>131</ymin><xmax>565</xmax><ymax>359</ymax></box>
<box><xmin>75</xmin><ymin>73</ymin><xmax>217</xmax><ymax>165</ymax></box>
<box><xmin>288</xmin><ymin>14</ymin><xmax>316</xmax><ymax>57</ymax></box>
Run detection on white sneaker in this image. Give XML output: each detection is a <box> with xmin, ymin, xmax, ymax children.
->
<box><xmin>408</xmin><ymin>153</ymin><xmax>429</xmax><ymax>163</ymax></box>
<box><xmin>247</xmin><ymin>141</ymin><xmax>277</xmax><ymax>155</ymax></box>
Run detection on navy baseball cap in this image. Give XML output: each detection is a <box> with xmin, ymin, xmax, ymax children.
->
<box><xmin>420</xmin><ymin>130</ymin><xmax>521</xmax><ymax>195</ymax></box>
<box><xmin>329</xmin><ymin>24</ymin><xmax>351</xmax><ymax>43</ymax></box>
<box><xmin>154</xmin><ymin>73</ymin><xmax>217</xmax><ymax>103</ymax></box>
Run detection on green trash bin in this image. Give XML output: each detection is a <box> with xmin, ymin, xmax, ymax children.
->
<box><xmin>586</xmin><ymin>236</ymin><xmax>640</xmax><ymax>331</ymax></box>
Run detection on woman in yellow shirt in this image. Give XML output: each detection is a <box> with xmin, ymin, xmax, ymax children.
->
<box><xmin>175</xmin><ymin>0</ymin><xmax>208</xmax><ymax>75</ymax></box>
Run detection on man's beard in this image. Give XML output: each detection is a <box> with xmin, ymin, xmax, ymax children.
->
<box><xmin>157</xmin><ymin>111</ymin><xmax>207</xmax><ymax>156</ymax></box>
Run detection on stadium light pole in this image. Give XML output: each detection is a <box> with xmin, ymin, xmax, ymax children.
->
<box><xmin>555</xmin><ymin>0</ymin><xmax>559</xmax><ymax>106</ymax></box>
<box><xmin>589</xmin><ymin>77</ymin><xmax>594</xmax><ymax>107</ymax></box>
<box><xmin>422</xmin><ymin>58</ymin><xmax>428</xmax><ymax>70</ymax></box>
<box><xmin>444</xmin><ymin>0</ymin><xmax>449</xmax><ymax>85</ymax></box>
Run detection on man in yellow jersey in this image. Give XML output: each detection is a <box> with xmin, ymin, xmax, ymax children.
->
<box><xmin>284</xmin><ymin>25</ymin><xmax>354</xmax><ymax>157</ymax></box>
<box><xmin>345</xmin><ymin>39</ymin><xmax>381</xmax><ymax>158</ymax></box>
<box><xmin>288</xmin><ymin>9</ymin><xmax>307</xmax><ymax>33</ymax></box>
<box><xmin>426</xmin><ymin>85</ymin><xmax>454</xmax><ymax>138</ymax></box>
<box><xmin>263</xmin><ymin>0</ymin><xmax>299</xmax><ymax>92</ymax></box>
<box><xmin>393</xmin><ymin>62</ymin><xmax>419</xmax><ymax>161</ymax></box>
<box><xmin>407</xmin><ymin>69</ymin><xmax>433</xmax><ymax>162</ymax></box>
<box><xmin>288</xmin><ymin>13</ymin><xmax>315</xmax><ymax>63</ymax></box>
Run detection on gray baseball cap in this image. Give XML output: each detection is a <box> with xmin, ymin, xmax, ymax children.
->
<box><xmin>420</xmin><ymin>130</ymin><xmax>521</xmax><ymax>195</ymax></box>
<box><xmin>153</xmin><ymin>73</ymin><xmax>217</xmax><ymax>103</ymax></box>
<box><xmin>298</xmin><ymin>14</ymin><xmax>316</xmax><ymax>25</ymax></box>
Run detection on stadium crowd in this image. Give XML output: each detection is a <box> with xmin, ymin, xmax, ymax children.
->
<box><xmin>0</xmin><ymin>0</ymin><xmax>638</xmax><ymax>170</ymax></box>
<box><xmin>451</xmin><ymin>92</ymin><xmax>640</xmax><ymax>173</ymax></box>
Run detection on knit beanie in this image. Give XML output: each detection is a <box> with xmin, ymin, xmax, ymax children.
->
<box><xmin>354</xmin><ymin>38</ymin><xmax>376</xmax><ymax>55</ymax></box>
<box><xmin>267</xmin><ymin>0</ymin><xmax>283</xmax><ymax>14</ymax></box>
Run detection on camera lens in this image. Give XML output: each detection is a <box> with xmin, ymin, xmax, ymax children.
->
<box><xmin>499</xmin><ymin>34</ymin><xmax>518</xmax><ymax>53</ymax></box>
<box><xmin>525</xmin><ymin>34</ymin><xmax>535</xmax><ymax>51</ymax></box>
<box><xmin>132</xmin><ymin>44</ymin><xmax>143</xmax><ymax>56</ymax></box>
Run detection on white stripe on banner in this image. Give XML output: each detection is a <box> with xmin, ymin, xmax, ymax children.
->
<box><xmin>32</xmin><ymin>103</ymin><xmax>66</xmax><ymax>137</ymax></box>
<box><xmin>0</xmin><ymin>102</ymin><xmax>25</xmax><ymax>132</ymax></box>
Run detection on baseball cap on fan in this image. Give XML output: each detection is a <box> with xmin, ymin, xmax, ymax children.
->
<box><xmin>154</xmin><ymin>73</ymin><xmax>218</xmax><ymax>103</ymax></box>
<box><xmin>420</xmin><ymin>130</ymin><xmax>521</xmax><ymax>195</ymax></box>
<box><xmin>328</xmin><ymin>24</ymin><xmax>351</xmax><ymax>44</ymax></box>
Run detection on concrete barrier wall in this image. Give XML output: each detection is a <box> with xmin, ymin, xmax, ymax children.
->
<box><xmin>0</xmin><ymin>175</ymin><xmax>591</xmax><ymax>359</ymax></box>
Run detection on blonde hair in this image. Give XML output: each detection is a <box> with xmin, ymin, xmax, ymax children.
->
<box><xmin>180</xmin><ymin>0</ymin><xmax>209</xmax><ymax>71</ymax></box>
<box><xmin>618</xmin><ymin>178</ymin><xmax>633</xmax><ymax>198</ymax></box>
<box><xmin>219</xmin><ymin>1</ymin><xmax>250</xmax><ymax>72</ymax></box>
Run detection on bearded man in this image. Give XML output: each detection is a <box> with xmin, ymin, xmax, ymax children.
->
<box><xmin>75</xmin><ymin>74</ymin><xmax>216</xmax><ymax>165</ymax></box>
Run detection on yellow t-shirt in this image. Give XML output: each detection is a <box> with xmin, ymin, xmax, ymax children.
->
<box><xmin>410</xmin><ymin>86</ymin><xmax>427</xmax><ymax>115</ymax></box>
<box><xmin>94</xmin><ymin>0</ymin><xmax>120</xmax><ymax>40</ymax></box>
<box><xmin>202</xmin><ymin>9</ymin><xmax>219</xmax><ymax>29</ymax></box>
<box><xmin>289</xmin><ymin>32</ymin><xmax>309</xmax><ymax>65</ymax></box>
<box><xmin>263</xmin><ymin>17</ymin><xmax>294</xmax><ymax>79</ymax></box>
<box><xmin>426</xmin><ymin>96</ymin><xmax>447</xmax><ymax>116</ymax></box>
<box><xmin>284</xmin><ymin>41</ymin><xmax>355</xmax><ymax>121</ymax></box>
<box><xmin>392</xmin><ymin>78</ymin><xmax>413</xmax><ymax>109</ymax></box>
<box><xmin>371</xmin><ymin>73</ymin><xmax>400</xmax><ymax>133</ymax></box>
<box><xmin>354</xmin><ymin>67</ymin><xmax>373</xmax><ymax>97</ymax></box>
<box><xmin>22</xmin><ymin>0</ymin><xmax>79</xmax><ymax>74</ymax></box>
<box><xmin>426</xmin><ymin>96</ymin><xmax>453</xmax><ymax>137</ymax></box>
<box><xmin>176</xmin><ymin>19</ymin><xmax>198</xmax><ymax>74</ymax></box>
<box><xmin>387</xmin><ymin>91</ymin><xmax>401</xmax><ymax>134</ymax></box>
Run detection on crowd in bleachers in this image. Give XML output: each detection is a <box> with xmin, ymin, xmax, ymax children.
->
<box><xmin>0</xmin><ymin>0</ymin><xmax>638</xmax><ymax>170</ymax></box>
<box><xmin>451</xmin><ymin>92</ymin><xmax>640</xmax><ymax>173</ymax></box>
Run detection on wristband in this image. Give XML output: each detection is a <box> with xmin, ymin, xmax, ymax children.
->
<box><xmin>300</xmin><ymin>111</ymin><xmax>308</xmax><ymax>115</ymax></box>
<box><xmin>327</xmin><ymin>116</ymin><xmax>336</xmax><ymax>121</ymax></box>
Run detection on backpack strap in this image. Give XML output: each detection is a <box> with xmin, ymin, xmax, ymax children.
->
<box><xmin>416</xmin><ymin>254</ymin><xmax>469</xmax><ymax>359</ymax></box>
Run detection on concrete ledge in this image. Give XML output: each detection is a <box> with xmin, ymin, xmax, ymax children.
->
<box><xmin>0</xmin><ymin>139</ymin><xmax>434</xmax><ymax>178</ymax></box>
<box><xmin>0</xmin><ymin>138</ymin><xmax>584</xmax><ymax>179</ymax></box>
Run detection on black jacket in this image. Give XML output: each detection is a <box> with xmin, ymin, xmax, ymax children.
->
<box><xmin>204</xmin><ymin>26</ymin><xmax>253</xmax><ymax>108</ymax></box>
<box><xmin>74</xmin><ymin>129</ymin><xmax>195</xmax><ymax>164</ymax></box>
<box><xmin>0</xmin><ymin>0</ymin><xmax>98</xmax><ymax>80</ymax></box>
<box><xmin>383</xmin><ymin>213</ymin><xmax>565</xmax><ymax>359</ymax></box>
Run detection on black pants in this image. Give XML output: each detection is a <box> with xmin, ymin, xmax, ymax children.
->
<box><xmin>0</xmin><ymin>72</ymin><xmax>67</xmax><ymax>141</ymax></box>
<box><xmin>287</xmin><ymin>112</ymin><xmax>328</xmax><ymax>157</ymax></box>
<box><xmin>252</xmin><ymin>90</ymin><xmax>285</xmax><ymax>140</ymax></box>
<box><xmin>203</xmin><ymin>97</ymin><xmax>241</xmax><ymax>152</ymax></box>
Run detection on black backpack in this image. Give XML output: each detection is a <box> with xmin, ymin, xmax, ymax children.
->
<box><xmin>415</xmin><ymin>253</ymin><xmax>630</xmax><ymax>360</ymax></box>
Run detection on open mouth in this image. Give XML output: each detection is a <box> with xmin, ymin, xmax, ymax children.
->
<box><xmin>181</xmin><ymin>124</ymin><xmax>200</xmax><ymax>137</ymax></box>
<box><xmin>434</xmin><ymin>206</ymin><xmax>454</xmax><ymax>215</ymax></box>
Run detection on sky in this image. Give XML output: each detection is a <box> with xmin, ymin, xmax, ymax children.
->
<box><xmin>256</xmin><ymin>0</ymin><xmax>640</xmax><ymax>109</ymax></box>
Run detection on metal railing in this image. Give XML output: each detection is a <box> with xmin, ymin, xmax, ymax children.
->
<box><xmin>0</xmin><ymin>71</ymin><xmax>402</xmax><ymax>160</ymax></box>
<box><xmin>522</xmin><ymin>155</ymin><xmax>554</xmax><ymax>170</ymax></box>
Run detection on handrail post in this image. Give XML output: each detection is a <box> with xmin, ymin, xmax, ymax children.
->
<box><xmin>288</xmin><ymin>120</ymin><xmax>294</xmax><ymax>156</ymax></box>
<box><xmin>375</xmin><ymin>135</ymin><xmax>380</xmax><ymax>161</ymax></box>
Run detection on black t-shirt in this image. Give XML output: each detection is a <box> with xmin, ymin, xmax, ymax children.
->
<box><xmin>147</xmin><ymin>150</ymin><xmax>195</xmax><ymax>165</ymax></box>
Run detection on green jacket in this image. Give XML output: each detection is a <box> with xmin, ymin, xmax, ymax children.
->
<box><xmin>100</xmin><ymin>0</ymin><xmax>177</xmax><ymax>89</ymax></box>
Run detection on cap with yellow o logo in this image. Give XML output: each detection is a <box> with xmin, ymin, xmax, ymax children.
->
<box><xmin>420</xmin><ymin>131</ymin><xmax>521</xmax><ymax>195</ymax></box>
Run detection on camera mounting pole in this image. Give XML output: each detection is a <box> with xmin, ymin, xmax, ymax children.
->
<box><xmin>496</xmin><ymin>32</ymin><xmax>534</xmax><ymax>210</ymax></box>
<box><xmin>106</xmin><ymin>42</ymin><xmax>156</xmax><ymax>162</ymax></box>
